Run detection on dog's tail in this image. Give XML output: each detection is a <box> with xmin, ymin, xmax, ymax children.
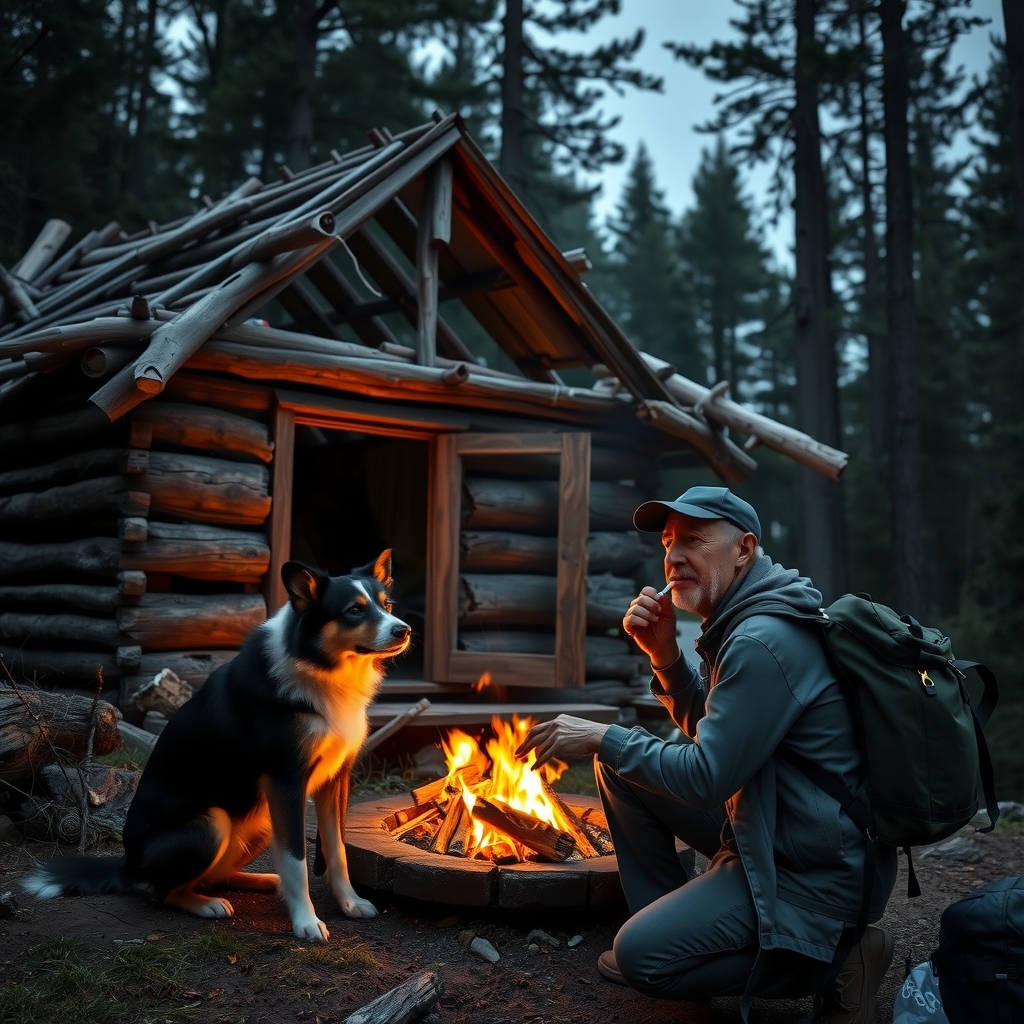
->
<box><xmin>23</xmin><ymin>854</ymin><xmax>133</xmax><ymax>899</ymax></box>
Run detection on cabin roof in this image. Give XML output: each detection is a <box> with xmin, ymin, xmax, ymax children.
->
<box><xmin>0</xmin><ymin>114</ymin><xmax>846</xmax><ymax>484</ymax></box>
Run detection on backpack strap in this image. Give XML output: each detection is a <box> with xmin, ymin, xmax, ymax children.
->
<box><xmin>953</xmin><ymin>660</ymin><xmax>1001</xmax><ymax>833</ymax></box>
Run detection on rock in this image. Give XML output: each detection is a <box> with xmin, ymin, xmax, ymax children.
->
<box><xmin>527</xmin><ymin>943</ymin><xmax>540</xmax><ymax>954</ymax></box>
<box><xmin>919</xmin><ymin>836</ymin><xmax>982</xmax><ymax>864</ymax></box>
<box><xmin>142</xmin><ymin>710</ymin><xmax>168</xmax><ymax>736</ymax></box>
<box><xmin>526</xmin><ymin>928</ymin><xmax>560</xmax><ymax>949</ymax></box>
<box><xmin>567</xmin><ymin>934</ymin><xmax>584</xmax><ymax>948</ymax></box>
<box><xmin>457</xmin><ymin>928</ymin><xmax>476</xmax><ymax>948</ymax></box>
<box><xmin>469</xmin><ymin>936</ymin><xmax>500</xmax><ymax>964</ymax></box>
<box><xmin>998</xmin><ymin>801</ymin><xmax>1024</xmax><ymax>822</ymax></box>
<box><xmin>0</xmin><ymin>890</ymin><xmax>18</xmax><ymax>918</ymax></box>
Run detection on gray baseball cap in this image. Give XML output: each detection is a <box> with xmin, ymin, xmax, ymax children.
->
<box><xmin>633</xmin><ymin>485</ymin><xmax>761</xmax><ymax>542</ymax></box>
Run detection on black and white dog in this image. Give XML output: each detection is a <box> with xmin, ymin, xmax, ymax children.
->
<box><xmin>25</xmin><ymin>551</ymin><xmax>410</xmax><ymax>941</ymax></box>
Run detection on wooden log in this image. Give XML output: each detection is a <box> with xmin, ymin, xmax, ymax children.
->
<box><xmin>457</xmin><ymin>631</ymin><xmax>643</xmax><ymax>680</ymax></box>
<box><xmin>245</xmin><ymin>210</ymin><xmax>336</xmax><ymax>263</ymax></box>
<box><xmin>343</xmin><ymin>971</ymin><xmax>441</xmax><ymax>1024</ymax></box>
<box><xmin>539</xmin><ymin>778</ymin><xmax>598</xmax><ymax>858</ymax></box>
<box><xmin>639</xmin><ymin>352</ymin><xmax>849</xmax><ymax>480</ymax></box>
<box><xmin>302</xmin><ymin>256</ymin><xmax>401</xmax><ymax>347</ymax></box>
<box><xmin>0</xmin><ymin>448</ymin><xmax>147</xmax><ymax>494</ymax></box>
<box><xmin>0</xmin><ymin>579</ymin><xmax>143</xmax><ymax>613</ymax></box>
<box><xmin>459</xmin><ymin>573</ymin><xmax>636</xmax><ymax>629</ymax></box>
<box><xmin>81</xmin><ymin>345</ymin><xmax>137</xmax><ymax>378</ymax></box>
<box><xmin>414</xmin><ymin>160</ymin><xmax>452</xmax><ymax>367</ymax></box>
<box><xmin>140</xmin><ymin>451</ymin><xmax>271</xmax><ymax>526</ymax></box>
<box><xmin>447</xmin><ymin>805</ymin><xmax>473</xmax><ymax>856</ymax></box>
<box><xmin>636</xmin><ymin>400</ymin><xmax>757</xmax><ymax>486</ymax></box>
<box><xmin>432</xmin><ymin>797</ymin><xmax>469</xmax><ymax>854</ymax></box>
<box><xmin>115</xmin><ymin>592</ymin><xmax>266</xmax><ymax>650</ymax></box>
<box><xmin>0</xmin><ymin>263</ymin><xmax>40</xmax><ymax>323</ymax></box>
<box><xmin>0</xmin><ymin>316</ymin><xmax>157</xmax><ymax>360</ymax></box>
<box><xmin>0</xmin><ymin>526</ymin><xmax>268</xmax><ymax>583</ymax></box>
<box><xmin>460</xmin><ymin>446</ymin><xmax>645</xmax><ymax>482</ymax></box>
<box><xmin>0</xmin><ymin>404</ymin><xmax>116</xmax><ymax>449</ymax></box>
<box><xmin>0</xmin><ymin>611</ymin><xmax>125</xmax><ymax>648</ymax></box>
<box><xmin>0</xmin><ymin>683</ymin><xmax>122</xmax><ymax>785</ymax></box>
<box><xmin>460</xmin><ymin>530</ymin><xmax>648</xmax><ymax>575</ymax></box>
<box><xmin>31</xmin><ymin>224</ymin><xmax>116</xmax><ymax>290</ymax></box>
<box><xmin>132</xmin><ymin>668</ymin><xmax>194</xmax><ymax>717</ymax></box>
<box><xmin>0</xmin><ymin>645</ymin><xmax>139</xmax><ymax>683</ymax></box>
<box><xmin>470</xmin><ymin>796</ymin><xmax>576</xmax><ymax>861</ymax></box>
<box><xmin>130</xmin><ymin>648</ymin><xmax>236</xmax><ymax>689</ymax></box>
<box><xmin>13</xmin><ymin>219</ymin><xmax>73</xmax><ymax>282</ymax></box>
<box><xmin>362</xmin><ymin>697</ymin><xmax>430</xmax><ymax>754</ymax></box>
<box><xmin>462</xmin><ymin>478</ymin><xmax>637</xmax><ymax>532</ymax></box>
<box><xmin>0</xmin><ymin>477</ymin><xmax>150</xmax><ymax>522</ymax></box>
<box><xmin>410</xmin><ymin>764</ymin><xmax>482</xmax><ymax>807</ymax></box>
<box><xmin>119</xmin><ymin>517</ymin><xmax>148</xmax><ymax>543</ymax></box>
<box><xmin>389</xmin><ymin>804</ymin><xmax>441</xmax><ymax>840</ymax></box>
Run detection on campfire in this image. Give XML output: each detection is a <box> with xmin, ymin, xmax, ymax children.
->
<box><xmin>384</xmin><ymin>715</ymin><xmax>613</xmax><ymax>864</ymax></box>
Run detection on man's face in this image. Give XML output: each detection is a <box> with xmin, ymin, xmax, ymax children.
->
<box><xmin>661</xmin><ymin>512</ymin><xmax>748</xmax><ymax>621</ymax></box>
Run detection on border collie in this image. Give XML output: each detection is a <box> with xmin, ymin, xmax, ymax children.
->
<box><xmin>24</xmin><ymin>551</ymin><xmax>410</xmax><ymax>941</ymax></box>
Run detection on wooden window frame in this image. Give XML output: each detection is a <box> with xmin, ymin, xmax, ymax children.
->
<box><xmin>423</xmin><ymin>431</ymin><xmax>591</xmax><ymax>689</ymax></box>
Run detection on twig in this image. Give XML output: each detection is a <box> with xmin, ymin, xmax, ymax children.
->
<box><xmin>77</xmin><ymin>669</ymin><xmax>103</xmax><ymax>853</ymax></box>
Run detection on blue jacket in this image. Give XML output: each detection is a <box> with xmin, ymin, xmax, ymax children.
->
<box><xmin>598</xmin><ymin>555</ymin><xmax>897</xmax><ymax>963</ymax></box>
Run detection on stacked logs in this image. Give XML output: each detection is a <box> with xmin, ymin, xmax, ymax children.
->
<box><xmin>0</xmin><ymin>393</ymin><xmax>271</xmax><ymax>705</ymax></box>
<box><xmin>457</xmin><ymin>449</ymin><xmax>656</xmax><ymax>701</ymax></box>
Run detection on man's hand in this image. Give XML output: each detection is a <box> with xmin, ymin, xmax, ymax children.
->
<box><xmin>515</xmin><ymin>715</ymin><xmax>610</xmax><ymax>770</ymax></box>
<box><xmin>623</xmin><ymin>586</ymin><xmax>680</xmax><ymax>669</ymax></box>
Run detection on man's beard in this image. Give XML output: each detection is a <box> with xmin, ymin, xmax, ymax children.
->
<box><xmin>671</xmin><ymin>563</ymin><xmax>735</xmax><ymax>619</ymax></box>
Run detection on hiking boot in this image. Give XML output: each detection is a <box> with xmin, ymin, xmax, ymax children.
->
<box><xmin>598</xmin><ymin>949</ymin><xmax>626</xmax><ymax>985</ymax></box>
<box><xmin>821</xmin><ymin>925</ymin><xmax>895</xmax><ymax>1023</ymax></box>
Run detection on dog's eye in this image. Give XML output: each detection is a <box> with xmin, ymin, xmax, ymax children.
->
<box><xmin>382</xmin><ymin>599</ymin><xmax>393</xmax><ymax>612</ymax></box>
<box><xmin>346</xmin><ymin>604</ymin><xmax>364</xmax><ymax>616</ymax></box>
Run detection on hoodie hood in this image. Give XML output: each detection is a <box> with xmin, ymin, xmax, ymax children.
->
<box><xmin>695</xmin><ymin>554</ymin><xmax>824</xmax><ymax>663</ymax></box>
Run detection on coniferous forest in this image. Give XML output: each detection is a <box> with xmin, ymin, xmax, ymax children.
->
<box><xmin>2</xmin><ymin>0</ymin><xmax>1023</xmax><ymax>794</ymax></box>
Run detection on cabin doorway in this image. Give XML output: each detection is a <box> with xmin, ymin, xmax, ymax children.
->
<box><xmin>290</xmin><ymin>427</ymin><xmax>429</xmax><ymax>679</ymax></box>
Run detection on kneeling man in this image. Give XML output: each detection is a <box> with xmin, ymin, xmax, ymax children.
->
<box><xmin>517</xmin><ymin>486</ymin><xmax>897</xmax><ymax>1023</ymax></box>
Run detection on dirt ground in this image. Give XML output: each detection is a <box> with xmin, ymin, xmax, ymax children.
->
<box><xmin>1</xmin><ymin>794</ymin><xmax>1020</xmax><ymax>1024</ymax></box>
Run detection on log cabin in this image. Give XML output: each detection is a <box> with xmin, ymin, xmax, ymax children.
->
<box><xmin>0</xmin><ymin>114</ymin><xmax>847</xmax><ymax>732</ymax></box>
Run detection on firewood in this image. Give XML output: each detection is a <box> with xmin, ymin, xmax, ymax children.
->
<box><xmin>410</xmin><ymin>764</ymin><xmax>482</xmax><ymax>806</ymax></box>
<box><xmin>343</xmin><ymin>970</ymin><xmax>440</xmax><ymax>1024</ymax></box>
<box><xmin>362</xmin><ymin>698</ymin><xmax>430</xmax><ymax>754</ymax></box>
<box><xmin>131</xmin><ymin>669</ymin><xmax>194</xmax><ymax>717</ymax></box>
<box><xmin>0</xmin><ymin>476</ymin><xmax>150</xmax><ymax>522</ymax></box>
<box><xmin>389</xmin><ymin>805</ymin><xmax>440</xmax><ymax>839</ymax></box>
<box><xmin>447</xmin><ymin>806</ymin><xmax>472</xmax><ymax>856</ymax></box>
<box><xmin>0</xmin><ymin>448</ymin><xmax>147</xmax><ymax>494</ymax></box>
<box><xmin>431</xmin><ymin>797</ymin><xmax>469</xmax><ymax>853</ymax></box>
<box><xmin>539</xmin><ymin>779</ymin><xmax>598</xmax><ymax>858</ymax></box>
<box><xmin>470</xmin><ymin>797</ymin><xmax>576</xmax><ymax>862</ymax></box>
<box><xmin>0</xmin><ymin>682</ymin><xmax>122</xmax><ymax>785</ymax></box>
<box><xmin>132</xmin><ymin>401</ymin><xmax>273</xmax><ymax>462</ymax></box>
<box><xmin>382</xmin><ymin>803</ymin><xmax>426</xmax><ymax>833</ymax></box>
<box><xmin>13</xmin><ymin>220</ymin><xmax>72</xmax><ymax>283</ymax></box>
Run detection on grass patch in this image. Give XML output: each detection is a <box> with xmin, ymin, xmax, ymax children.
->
<box><xmin>266</xmin><ymin>936</ymin><xmax>379</xmax><ymax>972</ymax></box>
<box><xmin>351</xmin><ymin>754</ymin><xmax>419</xmax><ymax>797</ymax></box>
<box><xmin>92</xmin><ymin>746</ymin><xmax>149</xmax><ymax>771</ymax></box>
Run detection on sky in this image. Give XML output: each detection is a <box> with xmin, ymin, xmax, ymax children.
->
<box><xmin>558</xmin><ymin>0</ymin><xmax>1006</xmax><ymax>265</ymax></box>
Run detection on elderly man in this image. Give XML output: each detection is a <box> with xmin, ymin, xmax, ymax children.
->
<box><xmin>517</xmin><ymin>486</ymin><xmax>897</xmax><ymax>1023</ymax></box>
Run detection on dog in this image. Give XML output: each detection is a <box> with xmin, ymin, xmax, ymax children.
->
<box><xmin>24</xmin><ymin>550</ymin><xmax>410</xmax><ymax>941</ymax></box>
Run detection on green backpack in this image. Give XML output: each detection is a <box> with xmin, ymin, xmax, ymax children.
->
<box><xmin>771</xmin><ymin>594</ymin><xmax>1000</xmax><ymax>904</ymax></box>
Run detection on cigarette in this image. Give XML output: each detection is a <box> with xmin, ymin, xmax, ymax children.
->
<box><xmin>656</xmin><ymin>580</ymin><xmax>678</xmax><ymax>599</ymax></box>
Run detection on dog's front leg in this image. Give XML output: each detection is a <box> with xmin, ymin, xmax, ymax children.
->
<box><xmin>314</xmin><ymin>762</ymin><xmax>377</xmax><ymax>919</ymax></box>
<box><xmin>262</xmin><ymin>775</ymin><xmax>328</xmax><ymax>942</ymax></box>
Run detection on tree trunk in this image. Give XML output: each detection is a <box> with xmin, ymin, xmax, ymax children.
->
<box><xmin>858</xmin><ymin>12</ymin><xmax>887</xmax><ymax>471</ymax></box>
<box><xmin>286</xmin><ymin>0</ymin><xmax>318</xmax><ymax>172</ymax></box>
<box><xmin>881</xmin><ymin>0</ymin><xmax>924</xmax><ymax>615</ymax></box>
<box><xmin>1002</xmin><ymin>0</ymin><xmax>1024</xmax><ymax>349</ymax></box>
<box><xmin>792</xmin><ymin>0</ymin><xmax>846</xmax><ymax>602</ymax></box>
<box><xmin>500</xmin><ymin>0</ymin><xmax>527</xmax><ymax>197</ymax></box>
<box><xmin>127</xmin><ymin>0</ymin><xmax>159</xmax><ymax>197</ymax></box>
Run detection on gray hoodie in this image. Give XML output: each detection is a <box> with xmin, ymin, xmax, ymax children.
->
<box><xmin>598</xmin><ymin>554</ymin><xmax>897</xmax><ymax>963</ymax></box>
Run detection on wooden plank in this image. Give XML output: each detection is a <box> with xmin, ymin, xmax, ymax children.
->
<box><xmin>264</xmin><ymin>404</ymin><xmax>295</xmax><ymax>614</ymax></box>
<box><xmin>556</xmin><ymin>431</ymin><xmax>590</xmax><ymax>689</ymax></box>
<box><xmin>423</xmin><ymin>433</ymin><xmax>460</xmax><ymax>681</ymax></box>
<box><xmin>455</xmin><ymin>431</ymin><xmax>561</xmax><ymax>455</ymax></box>
<box><xmin>448</xmin><ymin>649</ymin><xmax>555</xmax><ymax>687</ymax></box>
<box><xmin>366</xmin><ymin>700</ymin><xmax>618</xmax><ymax>728</ymax></box>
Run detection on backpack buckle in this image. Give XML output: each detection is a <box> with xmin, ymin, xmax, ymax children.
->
<box><xmin>919</xmin><ymin>670</ymin><xmax>937</xmax><ymax>696</ymax></box>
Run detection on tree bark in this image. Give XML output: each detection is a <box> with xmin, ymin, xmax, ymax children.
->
<box><xmin>286</xmin><ymin>0</ymin><xmax>318</xmax><ymax>172</ymax></box>
<box><xmin>881</xmin><ymin>0</ymin><xmax>924</xmax><ymax>615</ymax></box>
<box><xmin>793</xmin><ymin>0</ymin><xmax>846</xmax><ymax>601</ymax></box>
<box><xmin>1002</xmin><ymin>0</ymin><xmax>1024</xmax><ymax>349</ymax></box>
<box><xmin>500</xmin><ymin>0</ymin><xmax>527</xmax><ymax>197</ymax></box>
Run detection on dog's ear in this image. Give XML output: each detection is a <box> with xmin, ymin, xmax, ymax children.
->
<box><xmin>282</xmin><ymin>561</ymin><xmax>328</xmax><ymax>613</ymax></box>
<box><xmin>372</xmin><ymin>548</ymin><xmax>393</xmax><ymax>588</ymax></box>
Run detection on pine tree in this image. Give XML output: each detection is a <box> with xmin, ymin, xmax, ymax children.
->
<box><xmin>606</xmin><ymin>145</ymin><xmax>693</xmax><ymax>366</ymax></box>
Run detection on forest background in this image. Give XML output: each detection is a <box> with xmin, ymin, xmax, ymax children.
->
<box><xmin>2</xmin><ymin>0</ymin><xmax>1023</xmax><ymax>797</ymax></box>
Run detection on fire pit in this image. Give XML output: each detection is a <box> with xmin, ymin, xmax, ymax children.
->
<box><xmin>344</xmin><ymin>716</ymin><xmax>623</xmax><ymax>908</ymax></box>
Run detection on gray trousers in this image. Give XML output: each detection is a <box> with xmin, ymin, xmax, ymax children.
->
<box><xmin>596</xmin><ymin>761</ymin><xmax>827</xmax><ymax>1002</ymax></box>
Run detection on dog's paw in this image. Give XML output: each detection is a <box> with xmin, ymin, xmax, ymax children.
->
<box><xmin>196</xmin><ymin>897</ymin><xmax>234</xmax><ymax>919</ymax></box>
<box><xmin>292</xmin><ymin>915</ymin><xmax>329</xmax><ymax>942</ymax></box>
<box><xmin>338</xmin><ymin>892</ymin><xmax>378</xmax><ymax>919</ymax></box>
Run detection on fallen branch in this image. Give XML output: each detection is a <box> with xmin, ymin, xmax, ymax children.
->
<box><xmin>343</xmin><ymin>971</ymin><xmax>441</xmax><ymax>1024</ymax></box>
<box><xmin>361</xmin><ymin>698</ymin><xmax>430</xmax><ymax>755</ymax></box>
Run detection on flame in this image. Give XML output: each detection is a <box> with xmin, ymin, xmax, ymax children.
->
<box><xmin>471</xmin><ymin>671</ymin><xmax>492</xmax><ymax>693</ymax></box>
<box><xmin>442</xmin><ymin>715</ymin><xmax>569</xmax><ymax>861</ymax></box>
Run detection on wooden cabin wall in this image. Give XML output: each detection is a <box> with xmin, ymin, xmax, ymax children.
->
<box><xmin>0</xmin><ymin>379</ymin><xmax>274</xmax><ymax>711</ymax></box>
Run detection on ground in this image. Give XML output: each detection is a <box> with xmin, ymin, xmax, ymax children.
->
<box><xmin>0</xmin><ymin>766</ymin><xmax>1020</xmax><ymax>1024</ymax></box>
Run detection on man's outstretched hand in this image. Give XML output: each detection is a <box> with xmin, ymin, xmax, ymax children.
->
<box><xmin>623</xmin><ymin>586</ymin><xmax>680</xmax><ymax>669</ymax></box>
<box><xmin>515</xmin><ymin>714</ymin><xmax>610</xmax><ymax>770</ymax></box>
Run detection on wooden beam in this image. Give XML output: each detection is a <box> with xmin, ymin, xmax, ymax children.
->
<box><xmin>302</xmin><ymin>256</ymin><xmax>401</xmax><ymax>347</ymax></box>
<box><xmin>423</xmin><ymin>432</ymin><xmax>460</xmax><ymax>682</ymax></box>
<box><xmin>555</xmin><ymin>431</ymin><xmax>590</xmax><ymax>689</ymax></box>
<box><xmin>276</xmin><ymin>280</ymin><xmax>339</xmax><ymax>339</ymax></box>
<box><xmin>264</xmin><ymin>403</ymin><xmax>295</xmax><ymax>614</ymax></box>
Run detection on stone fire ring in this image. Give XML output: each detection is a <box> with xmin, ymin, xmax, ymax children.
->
<box><xmin>345</xmin><ymin>794</ymin><xmax>624</xmax><ymax>909</ymax></box>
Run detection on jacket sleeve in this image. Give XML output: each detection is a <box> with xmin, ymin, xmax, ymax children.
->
<box><xmin>649</xmin><ymin>655</ymin><xmax>707</xmax><ymax>737</ymax></box>
<box><xmin>600</xmin><ymin>631</ymin><xmax>809</xmax><ymax>809</ymax></box>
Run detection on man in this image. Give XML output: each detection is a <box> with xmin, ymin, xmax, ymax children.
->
<box><xmin>517</xmin><ymin>486</ymin><xmax>897</xmax><ymax>1023</ymax></box>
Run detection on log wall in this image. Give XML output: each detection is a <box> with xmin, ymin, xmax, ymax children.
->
<box><xmin>0</xmin><ymin>392</ymin><xmax>273</xmax><ymax>706</ymax></box>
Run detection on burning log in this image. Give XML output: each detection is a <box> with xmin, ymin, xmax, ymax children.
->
<box><xmin>470</xmin><ymin>796</ymin><xmax>576</xmax><ymax>862</ymax></box>
<box><xmin>540</xmin><ymin>779</ymin><xmax>598</xmax><ymax>858</ymax></box>
<box><xmin>343</xmin><ymin>970</ymin><xmax>441</xmax><ymax>1024</ymax></box>
<box><xmin>432</xmin><ymin>797</ymin><xmax>470</xmax><ymax>854</ymax></box>
<box><xmin>390</xmin><ymin>805</ymin><xmax>441</xmax><ymax>840</ymax></box>
<box><xmin>411</xmin><ymin>764</ymin><xmax>482</xmax><ymax>806</ymax></box>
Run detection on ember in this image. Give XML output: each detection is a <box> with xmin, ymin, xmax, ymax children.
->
<box><xmin>386</xmin><ymin>715</ymin><xmax>613</xmax><ymax>864</ymax></box>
